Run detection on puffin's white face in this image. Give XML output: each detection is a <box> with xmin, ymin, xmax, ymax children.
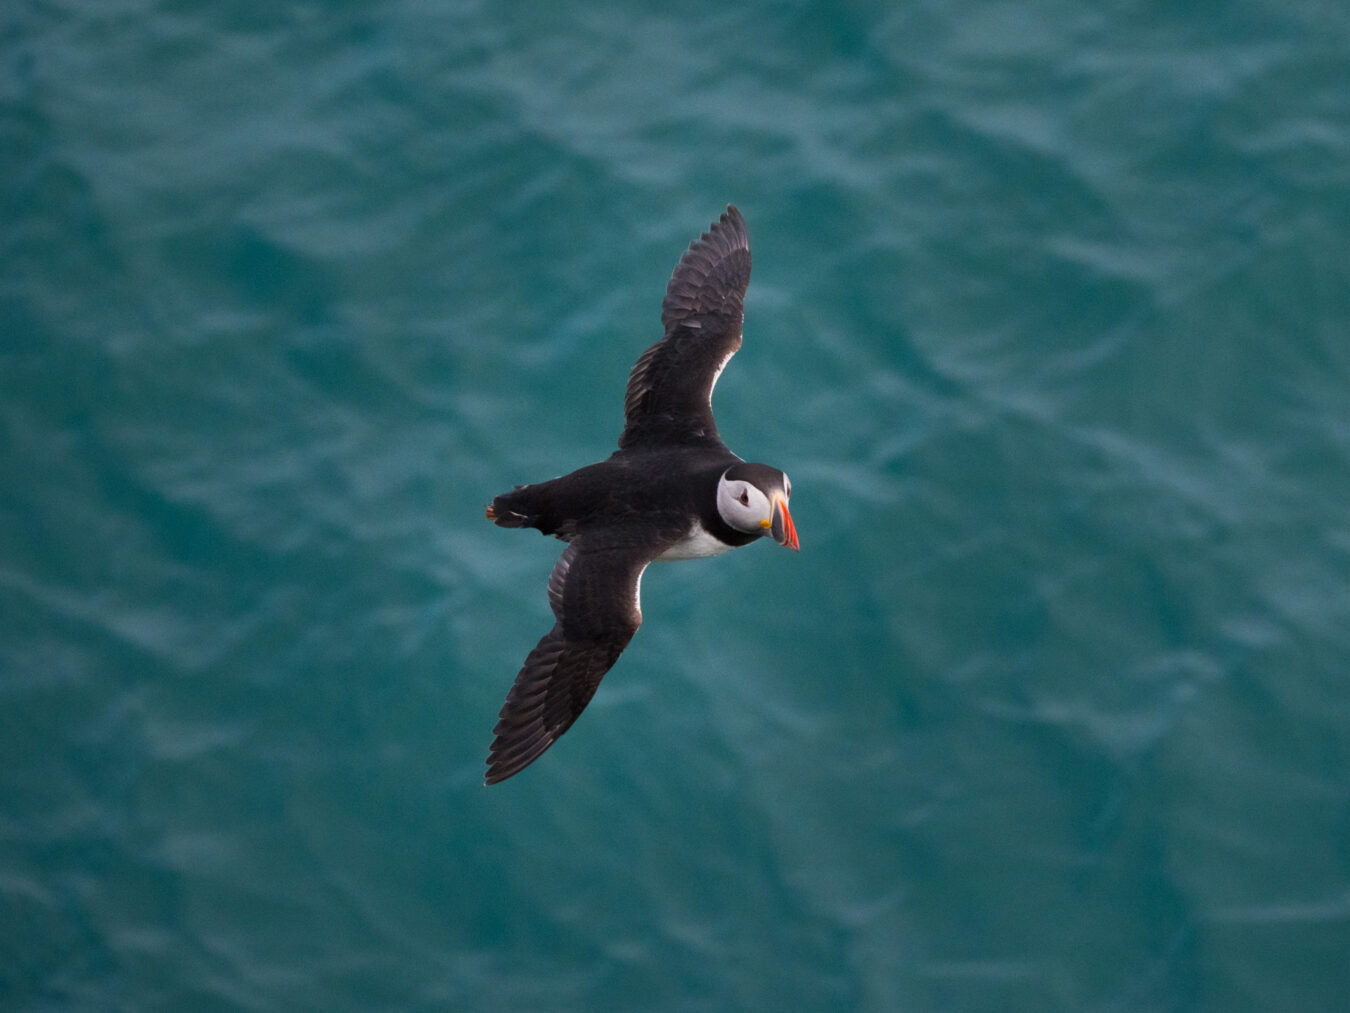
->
<box><xmin>717</xmin><ymin>475</ymin><xmax>774</xmax><ymax>533</ymax></box>
<box><xmin>715</xmin><ymin>468</ymin><xmax>799</xmax><ymax>549</ymax></box>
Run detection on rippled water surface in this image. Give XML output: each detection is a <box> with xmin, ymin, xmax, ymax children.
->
<box><xmin>5</xmin><ymin>1</ymin><xmax>1350</xmax><ymax>1009</ymax></box>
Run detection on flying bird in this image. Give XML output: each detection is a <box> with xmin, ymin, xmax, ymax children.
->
<box><xmin>484</xmin><ymin>206</ymin><xmax>798</xmax><ymax>785</ymax></box>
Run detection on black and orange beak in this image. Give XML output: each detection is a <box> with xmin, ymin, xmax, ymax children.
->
<box><xmin>769</xmin><ymin>495</ymin><xmax>799</xmax><ymax>551</ymax></box>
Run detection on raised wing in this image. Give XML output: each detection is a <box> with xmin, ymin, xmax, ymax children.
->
<box><xmin>486</xmin><ymin>532</ymin><xmax>663</xmax><ymax>784</ymax></box>
<box><xmin>619</xmin><ymin>205</ymin><xmax>751</xmax><ymax>450</ymax></box>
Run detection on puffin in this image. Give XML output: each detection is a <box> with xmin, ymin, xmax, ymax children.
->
<box><xmin>483</xmin><ymin>205</ymin><xmax>798</xmax><ymax>785</ymax></box>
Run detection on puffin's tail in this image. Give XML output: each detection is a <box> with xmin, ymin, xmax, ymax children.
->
<box><xmin>485</xmin><ymin>486</ymin><xmax>536</xmax><ymax>529</ymax></box>
<box><xmin>485</xmin><ymin>503</ymin><xmax>529</xmax><ymax>527</ymax></box>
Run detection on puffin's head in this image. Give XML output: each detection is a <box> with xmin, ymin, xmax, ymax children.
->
<box><xmin>716</xmin><ymin>463</ymin><xmax>799</xmax><ymax>551</ymax></box>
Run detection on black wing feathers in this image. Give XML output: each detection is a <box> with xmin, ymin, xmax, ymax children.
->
<box><xmin>620</xmin><ymin>206</ymin><xmax>751</xmax><ymax>449</ymax></box>
<box><xmin>658</xmin><ymin>205</ymin><xmax>751</xmax><ymax>335</ymax></box>
<box><xmin>485</xmin><ymin>538</ymin><xmax>649</xmax><ymax>785</ymax></box>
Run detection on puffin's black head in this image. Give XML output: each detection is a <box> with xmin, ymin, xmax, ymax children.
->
<box><xmin>716</xmin><ymin>463</ymin><xmax>799</xmax><ymax>551</ymax></box>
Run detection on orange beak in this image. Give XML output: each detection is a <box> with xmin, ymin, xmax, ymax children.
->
<box><xmin>770</xmin><ymin>495</ymin><xmax>799</xmax><ymax>551</ymax></box>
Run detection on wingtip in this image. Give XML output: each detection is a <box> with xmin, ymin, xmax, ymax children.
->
<box><xmin>483</xmin><ymin>736</ymin><xmax>551</xmax><ymax>786</ymax></box>
<box><xmin>483</xmin><ymin>751</ymin><xmax>520</xmax><ymax>786</ymax></box>
<box><xmin>716</xmin><ymin>205</ymin><xmax>748</xmax><ymax>246</ymax></box>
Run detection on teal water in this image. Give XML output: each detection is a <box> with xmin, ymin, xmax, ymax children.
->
<box><xmin>5</xmin><ymin>0</ymin><xmax>1350</xmax><ymax>1009</ymax></box>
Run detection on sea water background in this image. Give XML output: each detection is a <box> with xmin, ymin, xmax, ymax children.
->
<box><xmin>5</xmin><ymin>1</ymin><xmax>1350</xmax><ymax>1010</ymax></box>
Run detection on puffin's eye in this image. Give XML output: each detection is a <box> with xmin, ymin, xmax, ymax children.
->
<box><xmin>738</xmin><ymin>490</ymin><xmax>750</xmax><ymax>507</ymax></box>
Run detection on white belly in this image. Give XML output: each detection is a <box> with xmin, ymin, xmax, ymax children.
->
<box><xmin>655</xmin><ymin>523</ymin><xmax>731</xmax><ymax>561</ymax></box>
